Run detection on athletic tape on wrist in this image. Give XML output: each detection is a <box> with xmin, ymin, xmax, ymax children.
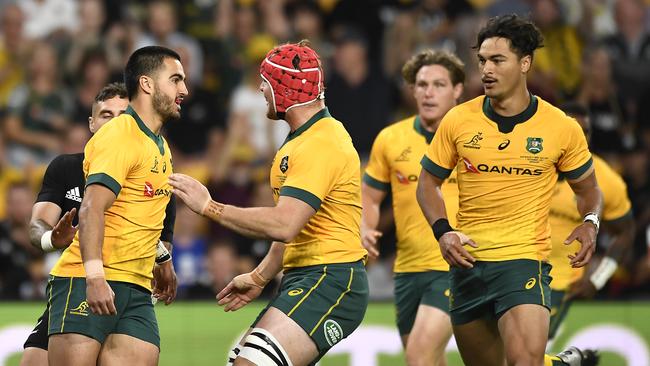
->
<box><xmin>84</xmin><ymin>259</ymin><xmax>105</xmax><ymax>279</ymax></box>
<box><xmin>40</xmin><ymin>230</ymin><xmax>55</xmax><ymax>252</ymax></box>
<box><xmin>155</xmin><ymin>240</ymin><xmax>171</xmax><ymax>264</ymax></box>
<box><xmin>590</xmin><ymin>256</ymin><xmax>617</xmax><ymax>290</ymax></box>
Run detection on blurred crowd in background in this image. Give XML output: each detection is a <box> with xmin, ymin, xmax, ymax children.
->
<box><xmin>0</xmin><ymin>0</ymin><xmax>649</xmax><ymax>302</ymax></box>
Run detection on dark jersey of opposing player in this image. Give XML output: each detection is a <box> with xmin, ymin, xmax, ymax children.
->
<box><xmin>36</xmin><ymin>153</ymin><xmax>176</xmax><ymax>241</ymax></box>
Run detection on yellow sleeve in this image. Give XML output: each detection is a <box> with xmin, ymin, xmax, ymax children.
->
<box><xmin>557</xmin><ymin>117</ymin><xmax>593</xmax><ymax>180</ymax></box>
<box><xmin>84</xmin><ymin>123</ymin><xmax>139</xmax><ymax>196</ymax></box>
<box><xmin>363</xmin><ymin>129</ymin><xmax>390</xmax><ymax>191</ymax></box>
<box><xmin>596</xmin><ymin>161</ymin><xmax>633</xmax><ymax>221</ymax></box>
<box><xmin>421</xmin><ymin>110</ymin><xmax>458</xmax><ymax>179</ymax></box>
<box><xmin>279</xmin><ymin>139</ymin><xmax>344</xmax><ymax>211</ymax></box>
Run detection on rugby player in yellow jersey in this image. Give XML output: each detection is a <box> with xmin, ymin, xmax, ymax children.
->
<box><xmin>547</xmin><ymin>103</ymin><xmax>634</xmax><ymax>342</ymax></box>
<box><xmin>362</xmin><ymin>49</ymin><xmax>463</xmax><ymax>366</ymax></box>
<box><xmin>416</xmin><ymin>15</ymin><xmax>602</xmax><ymax>366</ymax></box>
<box><xmin>47</xmin><ymin>46</ymin><xmax>187</xmax><ymax>366</ymax></box>
<box><xmin>170</xmin><ymin>40</ymin><xmax>368</xmax><ymax>366</ymax></box>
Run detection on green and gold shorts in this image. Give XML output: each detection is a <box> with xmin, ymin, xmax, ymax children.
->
<box><xmin>253</xmin><ymin>260</ymin><xmax>369</xmax><ymax>358</ymax></box>
<box><xmin>47</xmin><ymin>276</ymin><xmax>159</xmax><ymax>348</ymax></box>
<box><xmin>448</xmin><ymin>259</ymin><xmax>552</xmax><ymax>325</ymax></box>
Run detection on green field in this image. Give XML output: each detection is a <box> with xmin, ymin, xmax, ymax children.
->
<box><xmin>1</xmin><ymin>301</ymin><xmax>648</xmax><ymax>365</ymax></box>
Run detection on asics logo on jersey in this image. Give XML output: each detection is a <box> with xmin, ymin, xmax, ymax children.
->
<box><xmin>463</xmin><ymin>132</ymin><xmax>483</xmax><ymax>149</ymax></box>
<box><xmin>144</xmin><ymin>182</ymin><xmax>154</xmax><ymax>197</ymax></box>
<box><xmin>525</xmin><ymin>278</ymin><xmax>537</xmax><ymax>289</ymax></box>
<box><xmin>498</xmin><ymin>139</ymin><xmax>510</xmax><ymax>150</ymax></box>
<box><xmin>65</xmin><ymin>187</ymin><xmax>82</xmax><ymax>202</ymax></box>
<box><xmin>462</xmin><ymin>158</ymin><xmax>481</xmax><ymax>174</ymax></box>
<box><xmin>395</xmin><ymin>147</ymin><xmax>412</xmax><ymax>162</ymax></box>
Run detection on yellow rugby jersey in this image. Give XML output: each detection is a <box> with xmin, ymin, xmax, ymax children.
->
<box><xmin>270</xmin><ymin>107</ymin><xmax>367</xmax><ymax>269</ymax></box>
<box><xmin>549</xmin><ymin>155</ymin><xmax>632</xmax><ymax>290</ymax></box>
<box><xmin>421</xmin><ymin>95</ymin><xmax>593</xmax><ymax>262</ymax></box>
<box><xmin>364</xmin><ymin>116</ymin><xmax>458</xmax><ymax>272</ymax></box>
<box><xmin>51</xmin><ymin>106</ymin><xmax>173</xmax><ymax>290</ymax></box>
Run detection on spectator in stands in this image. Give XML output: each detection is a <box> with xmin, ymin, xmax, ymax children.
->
<box><xmin>0</xmin><ymin>3</ymin><xmax>28</xmax><ymax>109</ymax></box>
<box><xmin>17</xmin><ymin>0</ymin><xmax>79</xmax><ymax>40</ymax></box>
<box><xmin>172</xmin><ymin>202</ymin><xmax>209</xmax><ymax>298</ymax></box>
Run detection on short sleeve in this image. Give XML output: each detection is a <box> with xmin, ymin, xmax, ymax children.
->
<box><xmin>160</xmin><ymin>195</ymin><xmax>176</xmax><ymax>242</ymax></box>
<box><xmin>558</xmin><ymin>118</ymin><xmax>593</xmax><ymax>180</ymax></box>
<box><xmin>363</xmin><ymin>129</ymin><xmax>390</xmax><ymax>191</ymax></box>
<box><xmin>421</xmin><ymin>111</ymin><xmax>458</xmax><ymax>179</ymax></box>
<box><xmin>279</xmin><ymin>140</ymin><xmax>343</xmax><ymax>211</ymax></box>
<box><xmin>597</xmin><ymin>162</ymin><xmax>632</xmax><ymax>222</ymax></box>
<box><xmin>35</xmin><ymin>155</ymin><xmax>66</xmax><ymax>207</ymax></box>
<box><xmin>84</xmin><ymin>124</ymin><xmax>138</xmax><ymax>196</ymax></box>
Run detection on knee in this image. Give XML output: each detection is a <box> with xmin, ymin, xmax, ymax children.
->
<box><xmin>405</xmin><ymin>338</ymin><xmax>445</xmax><ymax>366</ymax></box>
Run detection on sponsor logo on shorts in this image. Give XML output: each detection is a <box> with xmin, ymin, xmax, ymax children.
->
<box><xmin>525</xmin><ymin>277</ymin><xmax>537</xmax><ymax>290</ymax></box>
<box><xmin>70</xmin><ymin>300</ymin><xmax>89</xmax><ymax>316</ymax></box>
<box><xmin>444</xmin><ymin>288</ymin><xmax>450</xmax><ymax>297</ymax></box>
<box><xmin>324</xmin><ymin>319</ymin><xmax>343</xmax><ymax>346</ymax></box>
<box><xmin>288</xmin><ymin>288</ymin><xmax>304</xmax><ymax>296</ymax></box>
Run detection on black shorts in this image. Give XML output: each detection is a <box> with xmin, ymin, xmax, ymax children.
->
<box><xmin>24</xmin><ymin>307</ymin><xmax>49</xmax><ymax>350</ymax></box>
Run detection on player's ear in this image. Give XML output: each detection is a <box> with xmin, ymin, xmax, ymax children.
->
<box><xmin>139</xmin><ymin>75</ymin><xmax>154</xmax><ymax>95</ymax></box>
<box><xmin>453</xmin><ymin>83</ymin><xmax>463</xmax><ymax>101</ymax></box>
<box><xmin>520</xmin><ymin>55</ymin><xmax>532</xmax><ymax>74</ymax></box>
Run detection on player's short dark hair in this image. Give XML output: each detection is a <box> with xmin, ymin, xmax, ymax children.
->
<box><xmin>402</xmin><ymin>49</ymin><xmax>465</xmax><ymax>86</ymax></box>
<box><xmin>124</xmin><ymin>46</ymin><xmax>181</xmax><ymax>99</ymax></box>
<box><xmin>473</xmin><ymin>14</ymin><xmax>544</xmax><ymax>59</ymax></box>
<box><xmin>560</xmin><ymin>102</ymin><xmax>589</xmax><ymax>119</ymax></box>
<box><xmin>94</xmin><ymin>82</ymin><xmax>127</xmax><ymax>103</ymax></box>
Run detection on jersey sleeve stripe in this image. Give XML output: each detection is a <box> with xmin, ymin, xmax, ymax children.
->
<box><xmin>362</xmin><ymin>173</ymin><xmax>390</xmax><ymax>191</ymax></box>
<box><xmin>279</xmin><ymin>186</ymin><xmax>322</xmax><ymax>211</ymax></box>
<box><xmin>561</xmin><ymin>157</ymin><xmax>593</xmax><ymax>180</ymax></box>
<box><xmin>86</xmin><ymin>173</ymin><xmax>122</xmax><ymax>196</ymax></box>
<box><xmin>420</xmin><ymin>156</ymin><xmax>452</xmax><ymax>179</ymax></box>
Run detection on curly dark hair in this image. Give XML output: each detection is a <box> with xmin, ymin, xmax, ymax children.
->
<box><xmin>473</xmin><ymin>14</ymin><xmax>544</xmax><ymax>58</ymax></box>
<box><xmin>402</xmin><ymin>49</ymin><xmax>465</xmax><ymax>86</ymax></box>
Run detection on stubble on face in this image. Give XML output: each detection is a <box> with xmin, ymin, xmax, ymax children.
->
<box><xmin>153</xmin><ymin>84</ymin><xmax>180</xmax><ymax>121</ymax></box>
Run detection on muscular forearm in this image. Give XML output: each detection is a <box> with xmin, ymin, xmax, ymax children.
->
<box><xmin>204</xmin><ymin>201</ymin><xmax>296</xmax><ymax>242</ymax></box>
<box><xmin>575</xmin><ymin>187</ymin><xmax>603</xmax><ymax>218</ymax></box>
<box><xmin>28</xmin><ymin>219</ymin><xmax>53</xmax><ymax>249</ymax></box>
<box><xmin>361</xmin><ymin>201</ymin><xmax>380</xmax><ymax>231</ymax></box>
<box><xmin>416</xmin><ymin>171</ymin><xmax>448</xmax><ymax>226</ymax></box>
<box><xmin>79</xmin><ymin>205</ymin><xmax>106</xmax><ymax>276</ymax></box>
<box><xmin>256</xmin><ymin>242</ymin><xmax>285</xmax><ymax>280</ymax></box>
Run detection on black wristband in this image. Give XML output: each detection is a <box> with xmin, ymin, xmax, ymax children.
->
<box><xmin>432</xmin><ymin>218</ymin><xmax>454</xmax><ymax>241</ymax></box>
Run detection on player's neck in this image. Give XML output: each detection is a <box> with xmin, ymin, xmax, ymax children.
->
<box><xmin>285</xmin><ymin>100</ymin><xmax>327</xmax><ymax>132</ymax></box>
<box><xmin>130</xmin><ymin>99</ymin><xmax>163</xmax><ymax>135</ymax></box>
<box><xmin>419</xmin><ymin>115</ymin><xmax>441</xmax><ymax>133</ymax></box>
<box><xmin>489</xmin><ymin>86</ymin><xmax>530</xmax><ymax>117</ymax></box>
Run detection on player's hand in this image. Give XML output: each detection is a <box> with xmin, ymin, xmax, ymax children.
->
<box><xmin>361</xmin><ymin>227</ymin><xmax>382</xmax><ymax>259</ymax></box>
<box><xmin>439</xmin><ymin>231</ymin><xmax>478</xmax><ymax>269</ymax></box>
<box><xmin>564</xmin><ymin>222</ymin><xmax>597</xmax><ymax>268</ymax></box>
<box><xmin>168</xmin><ymin>174</ymin><xmax>212</xmax><ymax>215</ymax></box>
<box><xmin>152</xmin><ymin>260</ymin><xmax>177</xmax><ymax>305</ymax></box>
<box><xmin>567</xmin><ymin>276</ymin><xmax>597</xmax><ymax>300</ymax></box>
<box><xmin>51</xmin><ymin>208</ymin><xmax>78</xmax><ymax>248</ymax></box>
<box><xmin>216</xmin><ymin>273</ymin><xmax>264</xmax><ymax>312</ymax></box>
<box><xmin>86</xmin><ymin>277</ymin><xmax>116</xmax><ymax>315</ymax></box>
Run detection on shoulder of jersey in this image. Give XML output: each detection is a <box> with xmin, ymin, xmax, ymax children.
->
<box><xmin>448</xmin><ymin>96</ymin><xmax>484</xmax><ymax>116</ymax></box>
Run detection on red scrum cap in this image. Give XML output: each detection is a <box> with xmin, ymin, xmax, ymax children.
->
<box><xmin>259</xmin><ymin>41</ymin><xmax>324</xmax><ymax>115</ymax></box>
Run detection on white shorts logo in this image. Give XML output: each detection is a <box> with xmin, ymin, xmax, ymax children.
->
<box><xmin>324</xmin><ymin>319</ymin><xmax>343</xmax><ymax>346</ymax></box>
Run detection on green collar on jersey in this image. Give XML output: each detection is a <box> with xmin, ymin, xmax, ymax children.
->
<box><xmin>414</xmin><ymin>115</ymin><xmax>435</xmax><ymax>143</ymax></box>
<box><xmin>483</xmin><ymin>93</ymin><xmax>538</xmax><ymax>134</ymax></box>
<box><xmin>281</xmin><ymin>107</ymin><xmax>331</xmax><ymax>147</ymax></box>
<box><xmin>125</xmin><ymin>105</ymin><xmax>165</xmax><ymax>155</ymax></box>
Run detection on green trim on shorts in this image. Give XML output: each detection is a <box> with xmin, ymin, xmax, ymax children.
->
<box><xmin>252</xmin><ymin>261</ymin><xmax>369</xmax><ymax>359</ymax></box>
<box><xmin>548</xmin><ymin>289</ymin><xmax>572</xmax><ymax>340</ymax></box>
<box><xmin>448</xmin><ymin>259</ymin><xmax>552</xmax><ymax>325</ymax></box>
<box><xmin>394</xmin><ymin>271</ymin><xmax>450</xmax><ymax>335</ymax></box>
<box><xmin>47</xmin><ymin>276</ymin><xmax>160</xmax><ymax>348</ymax></box>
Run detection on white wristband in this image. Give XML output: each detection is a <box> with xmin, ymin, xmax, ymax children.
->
<box><xmin>40</xmin><ymin>230</ymin><xmax>55</xmax><ymax>252</ymax></box>
<box><xmin>155</xmin><ymin>241</ymin><xmax>171</xmax><ymax>264</ymax></box>
<box><xmin>590</xmin><ymin>256</ymin><xmax>617</xmax><ymax>290</ymax></box>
